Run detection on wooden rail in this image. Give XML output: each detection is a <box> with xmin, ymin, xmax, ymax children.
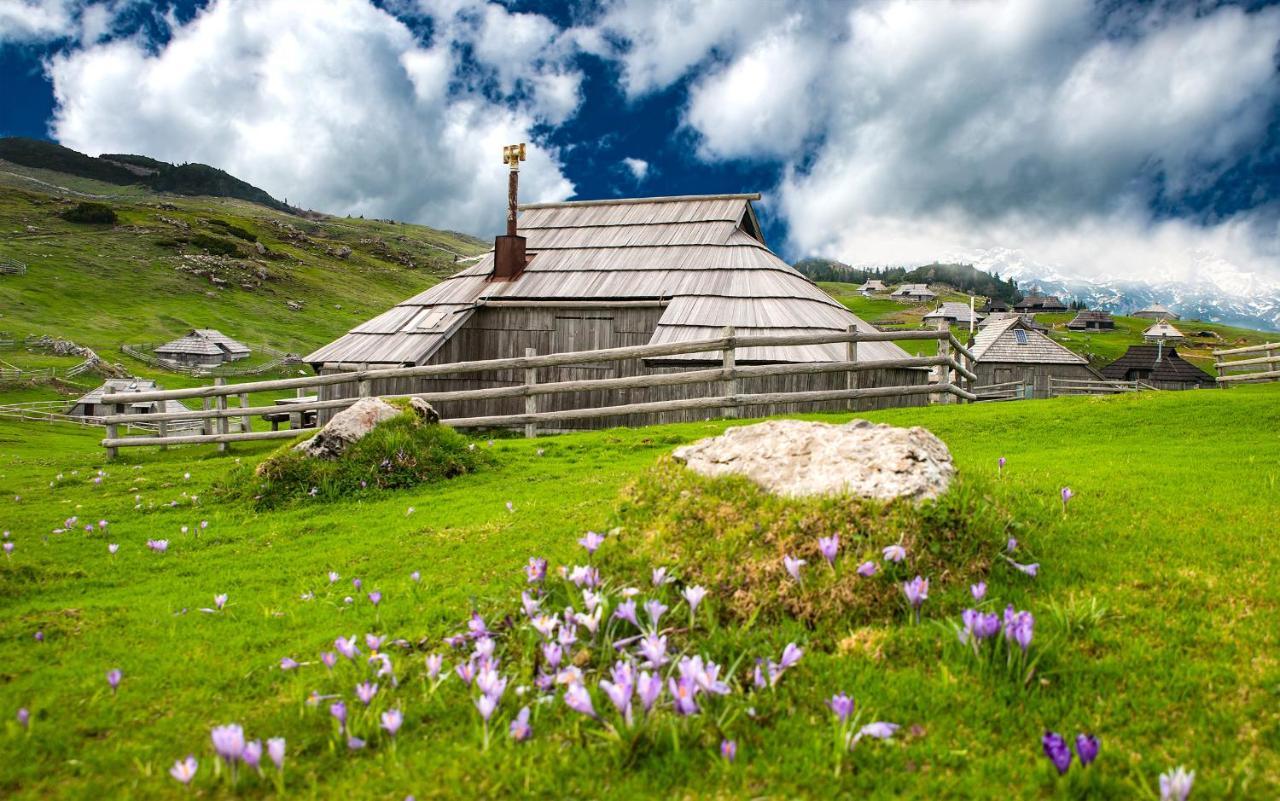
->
<box><xmin>1213</xmin><ymin>342</ymin><xmax>1280</xmax><ymax>385</ymax></box>
<box><xmin>1048</xmin><ymin>377</ymin><xmax>1156</xmax><ymax>397</ymax></box>
<box><xmin>972</xmin><ymin>380</ymin><xmax>1027</xmax><ymax>402</ymax></box>
<box><xmin>100</xmin><ymin>328</ymin><xmax>977</xmax><ymax>457</ymax></box>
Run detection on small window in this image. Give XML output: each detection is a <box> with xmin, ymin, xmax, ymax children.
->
<box><xmin>1013</xmin><ymin>329</ymin><xmax>1028</xmax><ymax>345</ymax></box>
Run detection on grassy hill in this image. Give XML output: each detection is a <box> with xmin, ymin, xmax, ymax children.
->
<box><xmin>0</xmin><ymin>165</ymin><xmax>488</xmax><ymax>401</ymax></box>
<box><xmin>821</xmin><ymin>281</ymin><xmax>1277</xmax><ymax>372</ymax></box>
<box><xmin>0</xmin><ymin>384</ymin><xmax>1276</xmax><ymax>798</ymax></box>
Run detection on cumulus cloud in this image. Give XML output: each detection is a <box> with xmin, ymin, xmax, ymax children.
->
<box><xmin>47</xmin><ymin>0</ymin><xmax>575</xmax><ymax>234</ymax></box>
<box><xmin>0</xmin><ymin>0</ymin><xmax>77</xmax><ymax>43</ymax></box>
<box><xmin>621</xmin><ymin>156</ymin><xmax>649</xmax><ymax>182</ymax></box>
<box><xmin>668</xmin><ymin>0</ymin><xmax>1280</xmax><ymax>281</ymax></box>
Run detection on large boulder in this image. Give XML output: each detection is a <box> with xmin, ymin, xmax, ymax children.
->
<box><xmin>671</xmin><ymin>419</ymin><xmax>953</xmax><ymax>502</ymax></box>
<box><xmin>293</xmin><ymin>397</ymin><xmax>400</xmax><ymax>460</ymax></box>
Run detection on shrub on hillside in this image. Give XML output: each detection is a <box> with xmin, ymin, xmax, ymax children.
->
<box><xmin>188</xmin><ymin>233</ymin><xmax>241</xmax><ymax>257</ymax></box>
<box><xmin>207</xmin><ymin>219</ymin><xmax>258</xmax><ymax>241</ymax></box>
<box><xmin>218</xmin><ymin>411</ymin><xmax>495</xmax><ymax>509</ymax></box>
<box><xmin>601</xmin><ymin>457</ymin><xmax>1021</xmax><ymax>628</ymax></box>
<box><xmin>61</xmin><ymin>201</ymin><xmax>117</xmax><ymax>225</ymax></box>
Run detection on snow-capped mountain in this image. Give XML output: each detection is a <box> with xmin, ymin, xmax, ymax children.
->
<box><xmin>944</xmin><ymin>247</ymin><xmax>1280</xmax><ymax>332</ymax></box>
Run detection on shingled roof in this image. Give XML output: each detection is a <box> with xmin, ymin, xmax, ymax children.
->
<box><xmin>155</xmin><ymin>329</ymin><xmax>250</xmax><ymax>357</ymax></box>
<box><xmin>971</xmin><ymin>316</ymin><xmax>1087</xmax><ymax>365</ymax></box>
<box><xmin>1143</xmin><ymin>320</ymin><xmax>1185</xmax><ymax>341</ymax></box>
<box><xmin>923</xmin><ymin>302</ymin><xmax>977</xmax><ymax>324</ymax></box>
<box><xmin>307</xmin><ymin>194</ymin><xmax>909</xmax><ymax>366</ymax></box>
<box><xmin>1100</xmin><ymin>345</ymin><xmax>1214</xmax><ymax>386</ymax></box>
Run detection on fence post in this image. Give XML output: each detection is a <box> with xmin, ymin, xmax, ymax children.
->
<box><xmin>1214</xmin><ymin>351</ymin><xmax>1227</xmax><ymax>388</ymax></box>
<box><xmin>936</xmin><ymin>321</ymin><xmax>952</xmax><ymax>404</ymax></box>
<box><xmin>358</xmin><ymin>363</ymin><xmax>370</xmax><ymax>399</ymax></box>
<box><xmin>846</xmin><ymin>324</ymin><xmax>859</xmax><ymax>412</ymax></box>
<box><xmin>214</xmin><ymin>377</ymin><xmax>229</xmax><ymax>453</ymax></box>
<box><xmin>523</xmin><ymin>347</ymin><xmax>537</xmax><ymax>439</ymax></box>
<box><xmin>1270</xmin><ymin>344</ymin><xmax>1280</xmax><ymax>378</ymax></box>
<box><xmin>105</xmin><ymin>403</ymin><xmax>120</xmax><ymax>461</ymax></box>
<box><xmin>721</xmin><ymin>326</ymin><xmax>738</xmax><ymax>419</ymax></box>
<box><xmin>238</xmin><ymin>392</ymin><xmax>250</xmax><ymax>433</ymax></box>
<box><xmin>158</xmin><ymin>417</ymin><xmax>168</xmax><ymax>451</ymax></box>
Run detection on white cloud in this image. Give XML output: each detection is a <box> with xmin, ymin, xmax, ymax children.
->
<box><xmin>0</xmin><ymin>0</ymin><xmax>76</xmax><ymax>43</ymax></box>
<box><xmin>621</xmin><ymin>156</ymin><xmax>648</xmax><ymax>182</ymax></box>
<box><xmin>46</xmin><ymin>0</ymin><xmax>575</xmax><ymax>234</ymax></box>
<box><xmin>665</xmin><ymin>0</ymin><xmax>1280</xmax><ymax>282</ymax></box>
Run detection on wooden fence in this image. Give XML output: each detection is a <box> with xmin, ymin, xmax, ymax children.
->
<box><xmin>972</xmin><ymin>380</ymin><xmax>1029</xmax><ymax>402</ymax></box>
<box><xmin>122</xmin><ymin>342</ymin><xmax>302</xmax><ymax>377</ymax></box>
<box><xmin>1214</xmin><ymin>342</ymin><xmax>1280</xmax><ymax>385</ymax></box>
<box><xmin>0</xmin><ymin>367</ymin><xmax>55</xmax><ymax>382</ymax></box>
<box><xmin>99</xmin><ymin>327</ymin><xmax>978</xmax><ymax>458</ymax></box>
<box><xmin>0</xmin><ymin>401</ymin><xmax>200</xmax><ymax>432</ymax></box>
<box><xmin>0</xmin><ymin>257</ymin><xmax>26</xmax><ymax>276</ymax></box>
<box><xmin>1048</xmin><ymin>377</ymin><xmax>1157</xmax><ymax>397</ymax></box>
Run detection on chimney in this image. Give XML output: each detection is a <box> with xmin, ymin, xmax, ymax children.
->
<box><xmin>492</xmin><ymin>142</ymin><xmax>527</xmax><ymax>281</ymax></box>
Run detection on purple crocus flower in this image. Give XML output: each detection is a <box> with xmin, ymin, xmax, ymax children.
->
<box><xmin>328</xmin><ymin>571</ymin><xmax>340</xmax><ymax>584</ymax></box>
<box><xmin>827</xmin><ymin>692</ymin><xmax>855</xmax><ymax>723</ymax></box>
<box><xmin>347</xmin><ymin>736</ymin><xmax>365</xmax><ymax>750</ymax></box>
<box><xmin>106</xmin><ymin>669</ymin><xmax>122</xmax><ymax>691</ymax></box>
<box><xmin>211</xmin><ymin>723</ymin><xmax>246</xmax><ymax>763</ymax></box>
<box><xmin>1042</xmin><ymin>731</ymin><xmax>1073</xmax><ymax>775</ymax></box>
<box><xmin>856</xmin><ymin>561</ymin><xmax>878</xmax><ymax>577</ymax></box>
<box><xmin>1007</xmin><ymin>537</ymin><xmax>1018</xmax><ymax>552</ymax></box>
<box><xmin>600</xmin><ymin>666</ymin><xmax>634</xmax><ymax>724</ymax></box>
<box><xmin>638</xmin><ymin>634</ymin><xmax>668</xmax><ymax>668</ymax></box>
<box><xmin>321</xmin><ymin>651</ymin><xmax>337</xmax><ymax>670</ymax></box>
<box><xmin>636</xmin><ymin>671</ymin><xmax>663</xmax><ymax>713</ymax></box>
<box><xmin>721</xmin><ymin>739</ymin><xmax>737</xmax><ymax>762</ymax></box>
<box><xmin>998</xmin><ymin>456</ymin><xmax>1006</xmax><ymax>476</ymax></box>
<box><xmin>267</xmin><ymin>737</ymin><xmax>285</xmax><ymax>770</ymax></box>
<box><xmin>854</xmin><ymin>722</ymin><xmax>900</xmax><ymax>745</ymax></box>
<box><xmin>613</xmin><ymin>599</ymin><xmax>639</xmax><ymax>628</ymax></box>
<box><xmin>170</xmin><ymin>755</ymin><xmax>198</xmax><ymax>784</ymax></box>
<box><xmin>668</xmin><ymin>676</ymin><xmax>700</xmax><ymax>715</ymax></box>
<box><xmin>335</xmin><ymin>636</ymin><xmax>360</xmax><ymax>660</ymax></box>
<box><xmin>147</xmin><ymin>539</ymin><xmax>169</xmax><ymax>553</ymax></box>
<box><xmin>521</xmin><ymin>591</ymin><xmax>541</xmax><ymax>619</ymax></box>
<box><xmin>425</xmin><ymin>653</ymin><xmax>444</xmax><ymax>679</ymax></box>
<box><xmin>108</xmin><ymin>543</ymin><xmax>118</xmax><ymax>554</ymax></box>
<box><xmin>1075</xmin><ymin>733</ymin><xmax>1099</xmax><ymax>766</ymax></box>
<box><xmin>17</xmin><ymin>707</ymin><xmax>29</xmax><ymax>728</ymax></box>
<box><xmin>34</xmin><ymin>630</ymin><xmax>43</xmax><ymax>642</ymax></box>
<box><xmin>242</xmin><ymin>740</ymin><xmax>262</xmax><ymax>770</ymax></box>
<box><xmin>644</xmin><ymin>599</ymin><xmax>668</xmax><ymax>629</ymax></box>
<box><xmin>1010</xmin><ymin>560</ymin><xmax>1039</xmax><ymax>577</ymax></box>
<box><xmin>509</xmin><ymin>706</ymin><xmax>532</xmax><ymax>741</ymax></box>
<box><xmin>563</xmin><ymin>683</ymin><xmax>596</xmax><ymax>718</ymax></box>
<box><xmin>1160</xmin><ymin>766</ymin><xmax>1195</xmax><ymax>801</ymax></box>
<box><xmin>280</xmin><ymin>657</ymin><xmax>299</xmax><ymax>671</ymax></box>
<box><xmin>356</xmin><ymin>682</ymin><xmax>378</xmax><ymax>705</ymax></box>
<box><xmin>682</xmin><ymin>586</ymin><xmax>707</xmax><ymax>617</ymax></box>
<box><xmin>971</xmin><ymin>581</ymin><xmax>987</xmax><ymax>601</ymax></box>
<box><xmin>883</xmin><ymin>544</ymin><xmax>906</xmax><ymax>563</ymax></box>
<box><xmin>579</xmin><ymin>531</ymin><xmax>605</xmax><ymax>554</ymax></box>
<box><xmin>1003</xmin><ymin>606</ymin><xmax>1035</xmax><ymax>651</ymax></box>
<box><xmin>652</xmin><ymin>567</ymin><xmax>673</xmax><ymax>586</ymax></box>
<box><xmin>352</xmin><ymin>578</ymin><xmax>362</xmax><ymax>590</ymax></box>
<box><xmin>818</xmin><ymin>535</ymin><xmax>840</xmax><ymax>566</ymax></box>
<box><xmin>366</xmin><ymin>634</ymin><xmax>386</xmax><ymax>651</ymax></box>
<box><xmin>779</xmin><ymin>643</ymin><xmax>803</xmax><ymax>670</ymax></box>
<box><xmin>783</xmin><ymin>555</ymin><xmax>806</xmax><ymax>583</ymax></box>
<box><xmin>455</xmin><ymin>661</ymin><xmax>476</xmax><ymax>685</ymax></box>
<box><xmin>329</xmin><ymin>701</ymin><xmax>347</xmax><ymax>726</ymax></box>
<box><xmin>381</xmin><ymin>708</ymin><xmax>403</xmax><ymax>736</ymax></box>
<box><xmin>410</xmin><ymin>570</ymin><xmax>420</xmax><ymax>583</ymax></box>
<box><xmin>214</xmin><ymin>593</ymin><xmax>228</xmax><ymax>610</ymax></box>
<box><xmin>1061</xmin><ymin>487</ymin><xmax>1073</xmax><ymax>512</ymax></box>
<box><xmin>368</xmin><ymin>591</ymin><xmax>381</xmax><ymax>606</ymax></box>
<box><xmin>3</xmin><ymin>542</ymin><xmax>13</xmax><ymax>556</ymax></box>
<box><xmin>903</xmin><ymin>576</ymin><xmax>929</xmax><ymax>615</ymax></box>
<box><xmin>525</xmin><ymin>557</ymin><xmax>547</xmax><ymax>583</ymax></box>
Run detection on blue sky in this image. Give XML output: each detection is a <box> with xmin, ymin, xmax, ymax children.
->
<box><xmin>2</xmin><ymin>0</ymin><xmax>1279</xmax><ymax>287</ymax></box>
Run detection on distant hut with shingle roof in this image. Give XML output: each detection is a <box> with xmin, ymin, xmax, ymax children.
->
<box><xmin>1066</xmin><ymin>310</ymin><xmax>1115</xmax><ymax>330</ymax></box>
<box><xmin>1143</xmin><ymin>320</ymin><xmax>1185</xmax><ymax>343</ymax></box>
<box><xmin>68</xmin><ymin>378</ymin><xmax>190</xmax><ymax>418</ymax></box>
<box><xmin>923</xmin><ymin>302</ymin><xmax>977</xmax><ymax>327</ymax></box>
<box><xmin>1133</xmin><ymin>304</ymin><xmax>1179</xmax><ymax>321</ymax></box>
<box><xmin>1100</xmin><ymin>345</ymin><xmax>1213</xmax><ymax>390</ymax></box>
<box><xmin>154</xmin><ymin>329</ymin><xmax>251</xmax><ymax>367</ymax></box>
<box><xmin>307</xmin><ymin>193</ymin><xmax>927</xmax><ymax>426</ymax></box>
<box><xmin>970</xmin><ymin>316</ymin><xmax>1099</xmax><ymax>399</ymax></box>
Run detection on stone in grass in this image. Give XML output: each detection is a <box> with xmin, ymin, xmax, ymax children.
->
<box><xmin>671</xmin><ymin>419</ymin><xmax>953</xmax><ymax>502</ymax></box>
<box><xmin>293</xmin><ymin>397</ymin><xmax>400</xmax><ymax>460</ymax></box>
<box><xmin>409</xmin><ymin>396</ymin><xmax>440</xmax><ymax>424</ymax></box>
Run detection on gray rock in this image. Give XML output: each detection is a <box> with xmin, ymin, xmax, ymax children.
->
<box><xmin>293</xmin><ymin>397</ymin><xmax>400</xmax><ymax>460</ymax></box>
<box><xmin>409</xmin><ymin>396</ymin><xmax>440</xmax><ymax>424</ymax></box>
<box><xmin>671</xmin><ymin>419</ymin><xmax>953</xmax><ymax>502</ymax></box>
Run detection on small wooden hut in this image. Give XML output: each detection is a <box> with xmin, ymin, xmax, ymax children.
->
<box><xmin>890</xmin><ymin>284</ymin><xmax>936</xmax><ymax>303</ymax></box>
<box><xmin>1133</xmin><ymin>304</ymin><xmax>1179</xmax><ymax>321</ymax></box>
<box><xmin>68</xmin><ymin>379</ymin><xmax>189</xmax><ymax>418</ymax></box>
<box><xmin>1100</xmin><ymin>345</ymin><xmax>1213</xmax><ymax>390</ymax></box>
<box><xmin>1143</xmin><ymin>320</ymin><xmax>1185</xmax><ymax>343</ymax></box>
<box><xmin>923</xmin><ymin>302</ymin><xmax>977</xmax><ymax>327</ymax></box>
<box><xmin>154</xmin><ymin>329</ymin><xmax>251</xmax><ymax>366</ymax></box>
<box><xmin>307</xmin><ymin>193</ymin><xmax>928</xmax><ymax>427</ymax></box>
<box><xmin>970</xmin><ymin>316</ymin><xmax>1099</xmax><ymax>398</ymax></box>
<box><xmin>857</xmin><ymin>279</ymin><xmax>887</xmax><ymax>295</ymax></box>
<box><xmin>1014</xmin><ymin>293</ymin><xmax>1068</xmax><ymax>313</ymax></box>
<box><xmin>1066</xmin><ymin>310</ymin><xmax>1115</xmax><ymax>330</ymax></box>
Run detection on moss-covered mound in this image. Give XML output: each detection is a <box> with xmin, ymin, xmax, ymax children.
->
<box><xmin>219</xmin><ymin>413</ymin><xmax>495</xmax><ymax>509</ymax></box>
<box><xmin>603</xmin><ymin>456</ymin><xmax>1023</xmax><ymax>627</ymax></box>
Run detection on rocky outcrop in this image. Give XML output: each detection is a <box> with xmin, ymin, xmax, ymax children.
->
<box><xmin>672</xmin><ymin>419</ymin><xmax>953</xmax><ymax>502</ymax></box>
<box><xmin>292</xmin><ymin>397</ymin><xmax>400</xmax><ymax>460</ymax></box>
<box><xmin>409</xmin><ymin>396</ymin><xmax>439</xmax><ymax>423</ymax></box>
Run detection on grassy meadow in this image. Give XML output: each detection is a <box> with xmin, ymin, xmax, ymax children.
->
<box><xmin>2</xmin><ymin>384</ymin><xmax>1278</xmax><ymax>798</ymax></box>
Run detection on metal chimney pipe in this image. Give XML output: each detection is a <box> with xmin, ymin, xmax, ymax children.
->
<box><xmin>493</xmin><ymin>143</ymin><xmax>528</xmax><ymax>281</ymax></box>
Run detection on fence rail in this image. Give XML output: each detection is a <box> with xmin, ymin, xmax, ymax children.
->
<box><xmin>100</xmin><ymin>327</ymin><xmax>977</xmax><ymax>457</ymax></box>
<box><xmin>122</xmin><ymin>342</ymin><xmax>302</xmax><ymax>378</ymax></box>
<box><xmin>1213</xmin><ymin>341</ymin><xmax>1280</xmax><ymax>385</ymax></box>
<box><xmin>0</xmin><ymin>257</ymin><xmax>26</xmax><ymax>276</ymax></box>
<box><xmin>1048</xmin><ymin>377</ymin><xmax>1157</xmax><ymax>397</ymax></box>
<box><xmin>972</xmin><ymin>380</ymin><xmax>1028</xmax><ymax>402</ymax></box>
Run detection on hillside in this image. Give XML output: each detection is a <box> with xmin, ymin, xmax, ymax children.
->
<box><xmin>0</xmin><ymin>137</ymin><xmax>293</xmax><ymax>212</ymax></box>
<box><xmin>0</xmin><ymin>166</ymin><xmax>488</xmax><ymax>397</ymax></box>
<box><xmin>795</xmin><ymin>259</ymin><xmax>1022</xmax><ymax>304</ymax></box>
<box><xmin>1</xmin><ymin>384</ymin><xmax>1276</xmax><ymax>797</ymax></box>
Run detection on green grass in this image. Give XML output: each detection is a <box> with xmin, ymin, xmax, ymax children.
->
<box><xmin>2</xmin><ymin>385</ymin><xmax>1278</xmax><ymax>798</ymax></box>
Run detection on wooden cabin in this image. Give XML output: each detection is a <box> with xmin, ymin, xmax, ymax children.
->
<box><xmin>890</xmin><ymin>283</ymin><xmax>936</xmax><ymax>303</ymax></box>
<box><xmin>858</xmin><ymin>279</ymin><xmax>887</xmax><ymax>295</ymax></box>
<box><xmin>306</xmin><ymin>194</ymin><xmax>928</xmax><ymax>428</ymax></box>
<box><xmin>1143</xmin><ymin>320</ymin><xmax>1185</xmax><ymax>343</ymax></box>
<box><xmin>1133</xmin><ymin>304</ymin><xmax>1179</xmax><ymax>321</ymax></box>
<box><xmin>1066</xmin><ymin>310</ymin><xmax>1115</xmax><ymax>330</ymax></box>
<box><xmin>1100</xmin><ymin>345</ymin><xmax>1213</xmax><ymax>390</ymax></box>
<box><xmin>923</xmin><ymin>302</ymin><xmax>977</xmax><ymax>327</ymax></box>
<box><xmin>980</xmin><ymin>299</ymin><xmax>1009</xmax><ymax>313</ymax></box>
<box><xmin>68</xmin><ymin>379</ymin><xmax>189</xmax><ymax>418</ymax></box>
<box><xmin>970</xmin><ymin>316</ymin><xmax>1099</xmax><ymax>399</ymax></box>
<box><xmin>1013</xmin><ymin>293</ymin><xmax>1068</xmax><ymax>313</ymax></box>
<box><xmin>154</xmin><ymin>329</ymin><xmax>251</xmax><ymax>367</ymax></box>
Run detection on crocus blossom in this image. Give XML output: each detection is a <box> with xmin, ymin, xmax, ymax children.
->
<box><xmin>1042</xmin><ymin>731</ymin><xmax>1072</xmax><ymax>775</ymax></box>
<box><xmin>147</xmin><ymin>539</ymin><xmax>169</xmax><ymax>553</ymax></box>
<box><xmin>564</xmin><ymin>683</ymin><xmax>596</xmax><ymax>718</ymax></box>
<box><xmin>998</xmin><ymin>456</ymin><xmax>1006</xmax><ymax>476</ymax></box>
<box><xmin>107</xmin><ymin>669</ymin><xmax>121</xmax><ymax>691</ymax></box>
<box><xmin>525</xmin><ymin>557</ymin><xmax>547</xmax><ymax>583</ymax></box>
<box><xmin>280</xmin><ymin>657</ymin><xmax>299</xmax><ymax>671</ymax></box>
<box><xmin>214</xmin><ymin>594</ymin><xmax>227</xmax><ymax>610</ymax></box>
<box><xmin>335</xmin><ymin>636</ymin><xmax>360</xmax><ymax>660</ymax></box>
<box><xmin>613</xmin><ymin>599</ymin><xmax>639</xmax><ymax>628</ymax></box>
<box><xmin>970</xmin><ymin>582</ymin><xmax>986</xmax><ymax>601</ymax></box>
<box><xmin>1003</xmin><ymin>607</ymin><xmax>1035</xmax><ymax>651</ymax></box>
<box><xmin>644</xmin><ymin>599</ymin><xmax>668</xmax><ymax>629</ymax></box>
<box><xmin>169</xmin><ymin>755</ymin><xmax>198</xmax><ymax>784</ymax></box>
<box><xmin>425</xmin><ymin>654</ymin><xmax>444</xmax><ymax>680</ymax></box>
<box><xmin>108</xmin><ymin>543</ymin><xmax>118</xmax><ymax>554</ymax></box>
<box><xmin>1076</xmin><ymin>734</ymin><xmax>1099</xmax><ymax>766</ymax></box>
<box><xmin>721</xmin><ymin>739</ymin><xmax>737</xmax><ymax>762</ymax></box>
<box><xmin>682</xmin><ymin>586</ymin><xmax>707</xmax><ymax>617</ymax></box>
<box><xmin>381</xmin><ymin>709</ymin><xmax>403</xmax><ymax>736</ymax></box>
<box><xmin>1061</xmin><ymin>487</ymin><xmax>1073</xmax><ymax>512</ymax></box>
<box><xmin>783</xmin><ymin>555</ymin><xmax>806</xmax><ymax>583</ymax></box>
<box><xmin>211</xmin><ymin>723</ymin><xmax>246</xmax><ymax>763</ymax></box>
<box><xmin>652</xmin><ymin>567</ymin><xmax>673</xmax><ymax>586</ymax></box>
<box><xmin>854</xmin><ymin>722</ymin><xmax>900</xmax><ymax>745</ymax></box>
<box><xmin>856</xmin><ymin>561</ymin><xmax>878</xmax><ymax>577</ymax></box>
<box><xmin>827</xmin><ymin>693</ymin><xmax>855</xmax><ymax>723</ymax></box>
<box><xmin>368</xmin><ymin>591</ymin><xmax>382</xmax><ymax>606</ymax></box>
<box><xmin>509</xmin><ymin>706</ymin><xmax>532</xmax><ymax>741</ymax></box>
<box><xmin>1160</xmin><ymin>766</ymin><xmax>1195</xmax><ymax>801</ymax></box>
<box><xmin>242</xmin><ymin>740</ymin><xmax>262</xmax><ymax>770</ymax></box>
<box><xmin>16</xmin><ymin>708</ymin><xmax>29</xmax><ymax>728</ymax></box>
<box><xmin>818</xmin><ymin>535</ymin><xmax>840</xmax><ymax>566</ymax></box>
<box><xmin>329</xmin><ymin>701</ymin><xmax>347</xmax><ymax>726</ymax></box>
<box><xmin>903</xmin><ymin>576</ymin><xmax>929</xmax><ymax>614</ymax></box>
<box><xmin>579</xmin><ymin>531</ymin><xmax>605</xmax><ymax>554</ymax></box>
<box><xmin>356</xmin><ymin>682</ymin><xmax>378</xmax><ymax>705</ymax></box>
<box><xmin>267</xmin><ymin>737</ymin><xmax>285</xmax><ymax>769</ymax></box>
<box><xmin>882</xmin><ymin>544</ymin><xmax>906</xmax><ymax>563</ymax></box>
